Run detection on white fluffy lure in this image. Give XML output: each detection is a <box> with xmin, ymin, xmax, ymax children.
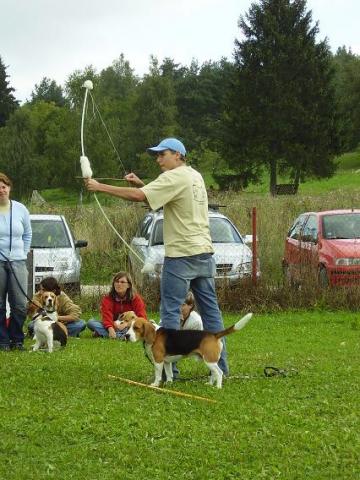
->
<box><xmin>80</xmin><ymin>155</ymin><xmax>93</xmax><ymax>178</ymax></box>
<box><xmin>82</xmin><ymin>79</ymin><xmax>93</xmax><ymax>90</ymax></box>
<box><xmin>141</xmin><ymin>261</ymin><xmax>156</xmax><ymax>274</ymax></box>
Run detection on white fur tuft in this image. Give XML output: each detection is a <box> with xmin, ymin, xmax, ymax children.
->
<box><xmin>141</xmin><ymin>261</ymin><xmax>155</xmax><ymax>273</ymax></box>
<box><xmin>234</xmin><ymin>313</ymin><xmax>253</xmax><ymax>331</ymax></box>
<box><xmin>80</xmin><ymin>155</ymin><xmax>93</xmax><ymax>178</ymax></box>
<box><xmin>82</xmin><ymin>79</ymin><xmax>93</xmax><ymax>90</ymax></box>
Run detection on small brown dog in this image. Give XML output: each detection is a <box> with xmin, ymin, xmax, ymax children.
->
<box><xmin>119</xmin><ymin>311</ymin><xmax>252</xmax><ymax>388</ymax></box>
<box><xmin>32</xmin><ymin>291</ymin><xmax>67</xmax><ymax>352</ymax></box>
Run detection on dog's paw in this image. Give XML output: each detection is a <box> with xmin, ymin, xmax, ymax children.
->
<box><xmin>150</xmin><ymin>381</ymin><xmax>161</xmax><ymax>387</ymax></box>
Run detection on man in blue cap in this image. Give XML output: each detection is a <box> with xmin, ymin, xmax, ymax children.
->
<box><xmin>85</xmin><ymin>138</ymin><xmax>228</xmax><ymax>376</ymax></box>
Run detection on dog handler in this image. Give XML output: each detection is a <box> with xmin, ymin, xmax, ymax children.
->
<box><xmin>85</xmin><ymin>138</ymin><xmax>228</xmax><ymax>375</ymax></box>
<box><xmin>0</xmin><ymin>172</ymin><xmax>32</xmax><ymax>351</ymax></box>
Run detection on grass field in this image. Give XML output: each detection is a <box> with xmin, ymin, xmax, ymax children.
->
<box><xmin>1</xmin><ymin>311</ymin><xmax>359</xmax><ymax>479</ymax></box>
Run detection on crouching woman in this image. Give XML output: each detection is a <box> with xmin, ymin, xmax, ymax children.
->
<box><xmin>27</xmin><ymin>277</ymin><xmax>86</xmax><ymax>337</ymax></box>
<box><xmin>87</xmin><ymin>271</ymin><xmax>147</xmax><ymax>339</ymax></box>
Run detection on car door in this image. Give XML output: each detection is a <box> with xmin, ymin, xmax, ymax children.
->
<box><xmin>285</xmin><ymin>214</ymin><xmax>309</xmax><ymax>282</ymax></box>
<box><xmin>299</xmin><ymin>214</ymin><xmax>319</xmax><ymax>280</ymax></box>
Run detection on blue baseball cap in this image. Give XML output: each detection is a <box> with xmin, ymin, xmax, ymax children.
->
<box><xmin>147</xmin><ymin>138</ymin><xmax>186</xmax><ymax>156</ymax></box>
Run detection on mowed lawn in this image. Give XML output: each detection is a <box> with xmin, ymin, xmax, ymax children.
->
<box><xmin>1</xmin><ymin>311</ymin><xmax>359</xmax><ymax>479</ymax></box>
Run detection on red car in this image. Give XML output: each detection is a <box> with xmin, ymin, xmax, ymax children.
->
<box><xmin>282</xmin><ymin>209</ymin><xmax>360</xmax><ymax>287</ymax></box>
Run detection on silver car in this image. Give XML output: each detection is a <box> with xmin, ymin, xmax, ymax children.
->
<box><xmin>29</xmin><ymin>214</ymin><xmax>87</xmax><ymax>294</ymax></box>
<box><xmin>128</xmin><ymin>207</ymin><xmax>258</xmax><ymax>288</ymax></box>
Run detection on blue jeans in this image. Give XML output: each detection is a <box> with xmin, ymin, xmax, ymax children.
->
<box><xmin>28</xmin><ymin>319</ymin><xmax>86</xmax><ymax>337</ymax></box>
<box><xmin>87</xmin><ymin>319</ymin><xmax>128</xmax><ymax>339</ymax></box>
<box><xmin>160</xmin><ymin>253</ymin><xmax>229</xmax><ymax>375</ymax></box>
<box><xmin>0</xmin><ymin>260</ymin><xmax>28</xmax><ymax>347</ymax></box>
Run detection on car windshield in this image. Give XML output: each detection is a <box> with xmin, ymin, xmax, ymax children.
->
<box><xmin>150</xmin><ymin>217</ymin><xmax>242</xmax><ymax>246</ymax></box>
<box><xmin>322</xmin><ymin>214</ymin><xmax>360</xmax><ymax>239</ymax></box>
<box><xmin>31</xmin><ymin>220</ymin><xmax>71</xmax><ymax>248</ymax></box>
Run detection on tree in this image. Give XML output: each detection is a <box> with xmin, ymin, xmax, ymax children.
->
<box><xmin>0</xmin><ymin>101</ymin><xmax>79</xmax><ymax>197</ymax></box>
<box><xmin>30</xmin><ymin>77</ymin><xmax>66</xmax><ymax>107</ymax></box>
<box><xmin>130</xmin><ymin>56</ymin><xmax>179</xmax><ymax>176</ymax></box>
<box><xmin>332</xmin><ymin>47</ymin><xmax>360</xmax><ymax>151</ymax></box>
<box><xmin>222</xmin><ymin>0</ymin><xmax>339</xmax><ymax>194</ymax></box>
<box><xmin>0</xmin><ymin>56</ymin><xmax>19</xmax><ymax>127</ymax></box>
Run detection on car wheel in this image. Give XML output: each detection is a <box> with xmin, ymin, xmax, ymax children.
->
<box><xmin>318</xmin><ymin>267</ymin><xmax>329</xmax><ymax>288</ymax></box>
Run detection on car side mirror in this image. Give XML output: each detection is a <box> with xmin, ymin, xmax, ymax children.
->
<box><xmin>132</xmin><ymin>237</ymin><xmax>149</xmax><ymax>247</ymax></box>
<box><xmin>75</xmin><ymin>240</ymin><xmax>88</xmax><ymax>248</ymax></box>
<box><xmin>243</xmin><ymin>234</ymin><xmax>257</xmax><ymax>245</ymax></box>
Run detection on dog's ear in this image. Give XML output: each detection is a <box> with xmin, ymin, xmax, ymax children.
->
<box><xmin>143</xmin><ymin>321</ymin><xmax>156</xmax><ymax>344</ymax></box>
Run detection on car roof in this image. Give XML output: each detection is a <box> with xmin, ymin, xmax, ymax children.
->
<box><xmin>30</xmin><ymin>214</ymin><xmax>64</xmax><ymax>220</ymax></box>
<box><xmin>301</xmin><ymin>209</ymin><xmax>360</xmax><ymax>217</ymax></box>
<box><xmin>147</xmin><ymin>207</ymin><xmax>228</xmax><ymax>220</ymax></box>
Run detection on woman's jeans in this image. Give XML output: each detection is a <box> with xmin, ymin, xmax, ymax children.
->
<box><xmin>27</xmin><ymin>319</ymin><xmax>86</xmax><ymax>337</ymax></box>
<box><xmin>87</xmin><ymin>319</ymin><xmax>128</xmax><ymax>339</ymax></box>
<box><xmin>160</xmin><ymin>253</ymin><xmax>229</xmax><ymax>375</ymax></box>
<box><xmin>0</xmin><ymin>260</ymin><xmax>28</xmax><ymax>347</ymax></box>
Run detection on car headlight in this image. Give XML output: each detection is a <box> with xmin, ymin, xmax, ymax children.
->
<box><xmin>236</xmin><ymin>259</ymin><xmax>260</xmax><ymax>274</ymax></box>
<box><xmin>235</xmin><ymin>261</ymin><xmax>252</xmax><ymax>274</ymax></box>
<box><xmin>335</xmin><ymin>258</ymin><xmax>360</xmax><ymax>266</ymax></box>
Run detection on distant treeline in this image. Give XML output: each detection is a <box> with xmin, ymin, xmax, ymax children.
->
<box><xmin>1</xmin><ymin>0</ymin><xmax>360</xmax><ymax>197</ymax></box>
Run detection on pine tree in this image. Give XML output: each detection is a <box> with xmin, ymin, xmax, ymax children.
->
<box><xmin>0</xmin><ymin>56</ymin><xmax>19</xmax><ymax>127</ymax></box>
<box><xmin>30</xmin><ymin>77</ymin><xmax>66</xmax><ymax>107</ymax></box>
<box><xmin>223</xmin><ymin>0</ymin><xmax>340</xmax><ymax>194</ymax></box>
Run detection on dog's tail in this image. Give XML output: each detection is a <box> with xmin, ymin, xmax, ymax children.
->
<box><xmin>215</xmin><ymin>313</ymin><xmax>253</xmax><ymax>339</ymax></box>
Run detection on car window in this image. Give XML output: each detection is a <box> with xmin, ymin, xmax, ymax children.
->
<box><xmin>137</xmin><ymin>216</ymin><xmax>153</xmax><ymax>240</ymax></box>
<box><xmin>322</xmin><ymin>213</ymin><xmax>360</xmax><ymax>239</ymax></box>
<box><xmin>209</xmin><ymin>218</ymin><xmax>242</xmax><ymax>243</ymax></box>
<box><xmin>31</xmin><ymin>220</ymin><xmax>71</xmax><ymax>248</ymax></box>
<box><xmin>152</xmin><ymin>219</ymin><xmax>164</xmax><ymax>245</ymax></box>
<box><xmin>302</xmin><ymin>215</ymin><xmax>318</xmax><ymax>242</ymax></box>
<box><xmin>288</xmin><ymin>215</ymin><xmax>308</xmax><ymax>240</ymax></box>
<box><xmin>149</xmin><ymin>217</ymin><xmax>242</xmax><ymax>246</ymax></box>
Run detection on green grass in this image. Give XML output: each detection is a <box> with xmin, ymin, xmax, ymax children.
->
<box><xmin>244</xmin><ymin>148</ymin><xmax>360</xmax><ymax>195</ymax></box>
<box><xmin>1</xmin><ymin>311</ymin><xmax>359</xmax><ymax>479</ymax></box>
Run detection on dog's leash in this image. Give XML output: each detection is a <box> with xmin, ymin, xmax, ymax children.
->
<box><xmin>172</xmin><ymin>367</ymin><xmax>299</xmax><ymax>383</ymax></box>
<box><xmin>0</xmin><ymin>251</ymin><xmax>43</xmax><ymax>312</ymax></box>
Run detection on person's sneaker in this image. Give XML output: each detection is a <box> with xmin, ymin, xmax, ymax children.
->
<box><xmin>10</xmin><ymin>344</ymin><xmax>26</xmax><ymax>351</ymax></box>
<box><xmin>0</xmin><ymin>344</ymin><xmax>10</xmax><ymax>352</ymax></box>
<box><xmin>92</xmin><ymin>331</ymin><xmax>100</xmax><ymax>338</ymax></box>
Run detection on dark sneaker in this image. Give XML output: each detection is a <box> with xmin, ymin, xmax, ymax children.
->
<box><xmin>10</xmin><ymin>344</ymin><xmax>26</xmax><ymax>351</ymax></box>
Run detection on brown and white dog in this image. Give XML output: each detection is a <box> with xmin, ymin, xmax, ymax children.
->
<box><xmin>120</xmin><ymin>311</ymin><xmax>253</xmax><ymax>388</ymax></box>
<box><xmin>32</xmin><ymin>291</ymin><xmax>67</xmax><ymax>353</ymax></box>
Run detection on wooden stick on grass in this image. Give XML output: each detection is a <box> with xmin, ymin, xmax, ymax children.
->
<box><xmin>107</xmin><ymin>374</ymin><xmax>218</xmax><ymax>404</ymax></box>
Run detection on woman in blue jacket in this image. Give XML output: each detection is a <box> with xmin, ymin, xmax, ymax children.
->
<box><xmin>0</xmin><ymin>173</ymin><xmax>32</xmax><ymax>351</ymax></box>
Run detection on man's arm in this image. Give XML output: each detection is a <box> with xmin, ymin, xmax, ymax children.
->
<box><xmin>85</xmin><ymin>178</ymin><xmax>146</xmax><ymax>202</ymax></box>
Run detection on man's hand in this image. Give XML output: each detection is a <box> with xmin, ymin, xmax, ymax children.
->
<box><xmin>84</xmin><ymin>178</ymin><xmax>100</xmax><ymax>192</ymax></box>
<box><xmin>124</xmin><ymin>172</ymin><xmax>145</xmax><ymax>187</ymax></box>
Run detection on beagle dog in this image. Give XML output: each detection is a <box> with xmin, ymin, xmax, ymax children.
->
<box><xmin>32</xmin><ymin>291</ymin><xmax>68</xmax><ymax>353</ymax></box>
<box><xmin>120</xmin><ymin>311</ymin><xmax>253</xmax><ymax>388</ymax></box>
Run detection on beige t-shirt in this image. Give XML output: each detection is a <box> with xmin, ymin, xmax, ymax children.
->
<box><xmin>141</xmin><ymin>165</ymin><xmax>214</xmax><ymax>257</ymax></box>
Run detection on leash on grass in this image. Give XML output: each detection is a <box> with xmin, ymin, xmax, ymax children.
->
<box><xmin>107</xmin><ymin>374</ymin><xmax>218</xmax><ymax>403</ymax></box>
<box><xmin>263</xmin><ymin>366</ymin><xmax>298</xmax><ymax>378</ymax></box>
<box><xmin>174</xmin><ymin>367</ymin><xmax>299</xmax><ymax>383</ymax></box>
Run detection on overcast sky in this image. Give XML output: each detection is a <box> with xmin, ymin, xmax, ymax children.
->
<box><xmin>2</xmin><ymin>0</ymin><xmax>360</xmax><ymax>103</ymax></box>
